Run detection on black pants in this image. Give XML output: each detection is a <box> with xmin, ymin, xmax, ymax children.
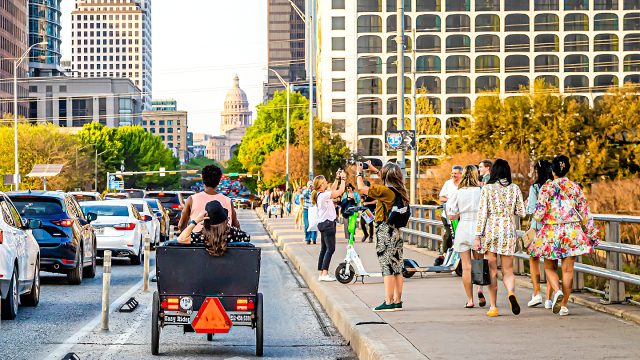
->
<box><xmin>361</xmin><ymin>216</ymin><xmax>374</xmax><ymax>239</ymax></box>
<box><xmin>317</xmin><ymin>221</ymin><xmax>336</xmax><ymax>271</ymax></box>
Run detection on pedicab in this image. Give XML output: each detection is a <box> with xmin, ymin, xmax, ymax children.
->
<box><xmin>151</xmin><ymin>242</ymin><xmax>263</xmax><ymax>356</ymax></box>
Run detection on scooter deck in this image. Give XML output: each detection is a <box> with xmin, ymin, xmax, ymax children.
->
<box><xmin>404</xmin><ymin>265</ymin><xmax>456</xmax><ymax>273</ymax></box>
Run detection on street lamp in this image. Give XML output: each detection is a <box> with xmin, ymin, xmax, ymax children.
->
<box><xmin>268</xmin><ymin>68</ymin><xmax>291</xmax><ymax>191</ymax></box>
<box><xmin>13</xmin><ymin>41</ymin><xmax>47</xmax><ymax>191</ymax></box>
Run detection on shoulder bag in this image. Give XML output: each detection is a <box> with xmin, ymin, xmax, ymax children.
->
<box><xmin>471</xmin><ymin>250</ymin><xmax>491</xmax><ymax>285</ymax></box>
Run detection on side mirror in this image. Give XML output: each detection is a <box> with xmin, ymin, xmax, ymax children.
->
<box><xmin>27</xmin><ymin>219</ymin><xmax>42</xmax><ymax>230</ymax></box>
<box><xmin>86</xmin><ymin>212</ymin><xmax>98</xmax><ymax>223</ymax></box>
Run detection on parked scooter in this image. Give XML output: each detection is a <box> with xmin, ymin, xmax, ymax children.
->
<box><xmin>335</xmin><ymin>205</ymin><xmax>380</xmax><ymax>284</ymax></box>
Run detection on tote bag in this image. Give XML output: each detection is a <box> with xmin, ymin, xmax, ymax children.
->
<box><xmin>307</xmin><ymin>206</ymin><xmax>319</xmax><ymax>232</ymax></box>
<box><xmin>471</xmin><ymin>256</ymin><xmax>491</xmax><ymax>285</ymax></box>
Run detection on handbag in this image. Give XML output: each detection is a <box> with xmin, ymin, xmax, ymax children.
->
<box><xmin>471</xmin><ymin>254</ymin><xmax>491</xmax><ymax>286</ymax></box>
<box><xmin>521</xmin><ymin>227</ymin><xmax>536</xmax><ymax>249</ymax></box>
<box><xmin>307</xmin><ymin>206</ymin><xmax>319</xmax><ymax>232</ymax></box>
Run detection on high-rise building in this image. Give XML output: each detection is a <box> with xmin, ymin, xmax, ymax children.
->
<box><xmin>0</xmin><ymin>0</ymin><xmax>29</xmax><ymax>117</ymax></box>
<box><xmin>264</xmin><ymin>0</ymin><xmax>306</xmax><ymax>101</ymax></box>
<box><xmin>142</xmin><ymin>99</ymin><xmax>189</xmax><ymax>163</ymax></box>
<box><xmin>317</xmin><ymin>0</ymin><xmax>640</xmax><ymax>161</ymax></box>
<box><xmin>71</xmin><ymin>0</ymin><xmax>152</xmax><ymax>111</ymax></box>
<box><xmin>28</xmin><ymin>0</ymin><xmax>63</xmax><ymax>77</ymax></box>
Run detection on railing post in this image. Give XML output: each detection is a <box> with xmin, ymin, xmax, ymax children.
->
<box><xmin>418</xmin><ymin>207</ymin><xmax>426</xmax><ymax>248</ymax></box>
<box><xmin>430</xmin><ymin>208</ymin><xmax>438</xmax><ymax>251</ymax></box>
<box><xmin>572</xmin><ymin>255</ymin><xmax>584</xmax><ymax>292</ymax></box>
<box><xmin>604</xmin><ymin>221</ymin><xmax>625</xmax><ymax>304</ymax></box>
<box><xmin>514</xmin><ymin>219</ymin><xmax>524</xmax><ymax>275</ymax></box>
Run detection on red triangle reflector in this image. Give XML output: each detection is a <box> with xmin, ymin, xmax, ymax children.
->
<box><xmin>191</xmin><ymin>297</ymin><xmax>232</xmax><ymax>334</ymax></box>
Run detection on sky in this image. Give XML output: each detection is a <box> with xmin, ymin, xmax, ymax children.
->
<box><xmin>60</xmin><ymin>0</ymin><xmax>268</xmax><ymax>135</ymax></box>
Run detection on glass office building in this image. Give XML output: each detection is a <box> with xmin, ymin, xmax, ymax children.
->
<box><xmin>28</xmin><ymin>0</ymin><xmax>63</xmax><ymax>77</ymax></box>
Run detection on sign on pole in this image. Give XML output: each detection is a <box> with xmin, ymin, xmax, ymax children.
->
<box><xmin>159</xmin><ymin>167</ymin><xmax>166</xmax><ymax>177</ymax></box>
<box><xmin>385</xmin><ymin>130</ymin><xmax>416</xmax><ymax>151</ymax></box>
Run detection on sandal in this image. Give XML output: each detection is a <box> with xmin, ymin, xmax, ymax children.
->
<box><xmin>478</xmin><ymin>291</ymin><xmax>486</xmax><ymax>308</ymax></box>
<box><xmin>464</xmin><ymin>303</ymin><xmax>475</xmax><ymax>308</ymax></box>
<box><xmin>508</xmin><ymin>291</ymin><xmax>521</xmax><ymax>315</ymax></box>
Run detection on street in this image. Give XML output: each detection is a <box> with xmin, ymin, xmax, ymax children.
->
<box><xmin>0</xmin><ymin>210</ymin><xmax>355</xmax><ymax>360</ymax></box>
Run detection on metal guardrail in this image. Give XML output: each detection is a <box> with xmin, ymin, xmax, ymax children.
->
<box><xmin>400</xmin><ymin>205</ymin><xmax>640</xmax><ymax>304</ymax></box>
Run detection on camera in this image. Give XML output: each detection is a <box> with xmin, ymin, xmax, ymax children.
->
<box><xmin>347</xmin><ymin>153</ymin><xmax>368</xmax><ymax>169</ymax></box>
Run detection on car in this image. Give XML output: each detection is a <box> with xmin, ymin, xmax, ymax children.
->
<box><xmin>124</xmin><ymin>189</ymin><xmax>146</xmax><ymax>199</ymax></box>
<box><xmin>231</xmin><ymin>195</ymin><xmax>252</xmax><ymax>209</ymax></box>
<box><xmin>178</xmin><ymin>190</ymin><xmax>195</xmax><ymax>200</ymax></box>
<box><xmin>79</xmin><ymin>201</ymin><xmax>148</xmax><ymax>265</ymax></box>
<box><xmin>8</xmin><ymin>191</ymin><xmax>98</xmax><ymax>285</ymax></box>
<box><xmin>0</xmin><ymin>192</ymin><xmax>41</xmax><ymax>320</ymax></box>
<box><xmin>144</xmin><ymin>191</ymin><xmax>186</xmax><ymax>227</ymax></box>
<box><xmin>144</xmin><ymin>198</ymin><xmax>171</xmax><ymax>242</ymax></box>
<box><xmin>104</xmin><ymin>193</ymin><xmax>130</xmax><ymax>200</ymax></box>
<box><xmin>69</xmin><ymin>191</ymin><xmax>103</xmax><ymax>202</ymax></box>
<box><xmin>121</xmin><ymin>199</ymin><xmax>161</xmax><ymax>247</ymax></box>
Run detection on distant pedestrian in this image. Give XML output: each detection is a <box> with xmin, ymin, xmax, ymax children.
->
<box><xmin>357</xmin><ymin>161</ymin><xmax>409</xmax><ymax>312</ymax></box>
<box><xmin>261</xmin><ymin>190</ymin><xmax>270</xmax><ymax>213</ymax></box>
<box><xmin>439</xmin><ymin>165</ymin><xmax>463</xmax><ymax>253</ymax></box>
<box><xmin>474</xmin><ymin>159</ymin><xmax>526</xmax><ymax>317</ymax></box>
<box><xmin>340</xmin><ymin>184</ymin><xmax>361</xmax><ymax>240</ymax></box>
<box><xmin>446</xmin><ymin>165</ymin><xmax>485</xmax><ymax>308</ymax></box>
<box><xmin>525</xmin><ymin>160</ymin><xmax>554</xmax><ymax>309</ymax></box>
<box><xmin>360</xmin><ymin>181</ymin><xmax>377</xmax><ymax>243</ymax></box>
<box><xmin>283</xmin><ymin>189</ymin><xmax>293</xmax><ymax>216</ymax></box>
<box><xmin>293</xmin><ymin>187</ymin><xmax>303</xmax><ymax>229</ymax></box>
<box><xmin>532</xmin><ymin>155</ymin><xmax>598</xmax><ymax>316</ymax></box>
<box><xmin>478</xmin><ymin>159</ymin><xmax>492</xmax><ymax>186</ymax></box>
<box><xmin>313</xmin><ymin>170</ymin><xmax>346</xmax><ymax>282</ymax></box>
<box><xmin>302</xmin><ymin>182</ymin><xmax>317</xmax><ymax>244</ymax></box>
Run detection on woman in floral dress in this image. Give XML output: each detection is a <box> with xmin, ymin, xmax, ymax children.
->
<box><xmin>532</xmin><ymin>155</ymin><xmax>598</xmax><ymax>316</ymax></box>
<box><xmin>474</xmin><ymin>159</ymin><xmax>526</xmax><ymax>317</ymax></box>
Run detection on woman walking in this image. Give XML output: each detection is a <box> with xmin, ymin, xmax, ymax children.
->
<box><xmin>357</xmin><ymin>161</ymin><xmax>409</xmax><ymax>312</ymax></box>
<box><xmin>261</xmin><ymin>190</ymin><xmax>270</xmax><ymax>213</ymax></box>
<box><xmin>446</xmin><ymin>165</ymin><xmax>485</xmax><ymax>308</ymax></box>
<box><xmin>340</xmin><ymin>184</ymin><xmax>361</xmax><ymax>240</ymax></box>
<box><xmin>526</xmin><ymin>160</ymin><xmax>554</xmax><ymax>309</ymax></box>
<box><xmin>474</xmin><ymin>159</ymin><xmax>526</xmax><ymax>317</ymax></box>
<box><xmin>313</xmin><ymin>170</ymin><xmax>346</xmax><ymax>282</ymax></box>
<box><xmin>294</xmin><ymin>187</ymin><xmax>303</xmax><ymax>229</ymax></box>
<box><xmin>532</xmin><ymin>155</ymin><xmax>598</xmax><ymax>316</ymax></box>
<box><xmin>360</xmin><ymin>181</ymin><xmax>377</xmax><ymax>243</ymax></box>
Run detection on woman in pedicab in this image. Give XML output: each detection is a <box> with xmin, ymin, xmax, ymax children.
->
<box><xmin>177</xmin><ymin>199</ymin><xmax>250</xmax><ymax>249</ymax></box>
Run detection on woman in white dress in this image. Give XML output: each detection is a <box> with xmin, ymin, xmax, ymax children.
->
<box><xmin>447</xmin><ymin>165</ymin><xmax>483</xmax><ymax>308</ymax></box>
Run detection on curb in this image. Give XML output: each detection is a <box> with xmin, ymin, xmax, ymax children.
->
<box><xmin>256</xmin><ymin>211</ymin><xmax>426</xmax><ymax>360</ymax></box>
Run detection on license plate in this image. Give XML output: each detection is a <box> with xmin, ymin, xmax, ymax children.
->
<box><xmin>164</xmin><ymin>315</ymin><xmax>190</xmax><ymax>324</ymax></box>
<box><xmin>94</xmin><ymin>228</ymin><xmax>105</xmax><ymax>235</ymax></box>
<box><xmin>228</xmin><ymin>312</ymin><xmax>252</xmax><ymax>325</ymax></box>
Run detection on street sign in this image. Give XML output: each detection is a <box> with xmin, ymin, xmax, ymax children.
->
<box><xmin>385</xmin><ymin>130</ymin><xmax>416</xmax><ymax>151</ymax></box>
<box><xmin>228</xmin><ymin>172</ymin><xmax>239</xmax><ymax>177</ymax></box>
<box><xmin>159</xmin><ymin>167</ymin><xmax>166</xmax><ymax>177</ymax></box>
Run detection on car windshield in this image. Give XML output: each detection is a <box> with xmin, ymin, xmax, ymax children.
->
<box><xmin>81</xmin><ymin>205</ymin><xmax>129</xmax><ymax>217</ymax></box>
<box><xmin>147</xmin><ymin>193</ymin><xmax>179</xmax><ymax>204</ymax></box>
<box><xmin>145</xmin><ymin>199</ymin><xmax>159</xmax><ymax>210</ymax></box>
<box><xmin>133</xmin><ymin>204</ymin><xmax>145</xmax><ymax>212</ymax></box>
<box><xmin>11</xmin><ymin>197</ymin><xmax>64</xmax><ymax>216</ymax></box>
<box><xmin>105</xmin><ymin>194</ymin><xmax>128</xmax><ymax>199</ymax></box>
<box><xmin>73</xmin><ymin>194</ymin><xmax>97</xmax><ymax>202</ymax></box>
<box><xmin>125</xmin><ymin>190</ymin><xmax>145</xmax><ymax>198</ymax></box>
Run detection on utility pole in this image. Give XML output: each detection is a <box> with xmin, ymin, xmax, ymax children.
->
<box><xmin>410</xmin><ymin>27</ymin><xmax>417</xmax><ymax>204</ymax></box>
<box><xmin>307</xmin><ymin>0</ymin><xmax>315</xmax><ymax>181</ymax></box>
<box><xmin>396</xmin><ymin>0</ymin><xmax>406</xmax><ymax>175</ymax></box>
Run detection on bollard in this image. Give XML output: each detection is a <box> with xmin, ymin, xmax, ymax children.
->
<box><xmin>101</xmin><ymin>250</ymin><xmax>112</xmax><ymax>331</ymax></box>
<box><xmin>143</xmin><ymin>234</ymin><xmax>150</xmax><ymax>292</ymax></box>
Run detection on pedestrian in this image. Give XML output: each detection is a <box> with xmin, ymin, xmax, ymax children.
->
<box><xmin>474</xmin><ymin>159</ymin><xmax>526</xmax><ymax>317</ymax></box>
<box><xmin>340</xmin><ymin>183</ymin><xmax>361</xmax><ymax>240</ymax></box>
<box><xmin>446</xmin><ymin>165</ymin><xmax>485</xmax><ymax>308</ymax></box>
<box><xmin>360</xmin><ymin>181</ymin><xmax>377</xmax><ymax>243</ymax></box>
<box><xmin>293</xmin><ymin>187</ymin><xmax>303</xmax><ymax>229</ymax></box>
<box><xmin>478</xmin><ymin>159</ymin><xmax>492</xmax><ymax>186</ymax></box>
<box><xmin>302</xmin><ymin>182</ymin><xmax>317</xmax><ymax>244</ymax></box>
<box><xmin>532</xmin><ymin>155</ymin><xmax>598</xmax><ymax>316</ymax></box>
<box><xmin>313</xmin><ymin>170</ymin><xmax>346</xmax><ymax>282</ymax></box>
<box><xmin>261</xmin><ymin>189</ymin><xmax>270</xmax><ymax>213</ymax></box>
<box><xmin>439</xmin><ymin>165</ymin><xmax>463</xmax><ymax>253</ymax></box>
<box><xmin>525</xmin><ymin>160</ymin><xmax>554</xmax><ymax>309</ymax></box>
<box><xmin>356</xmin><ymin>161</ymin><xmax>409</xmax><ymax>312</ymax></box>
<box><xmin>283</xmin><ymin>188</ymin><xmax>293</xmax><ymax>216</ymax></box>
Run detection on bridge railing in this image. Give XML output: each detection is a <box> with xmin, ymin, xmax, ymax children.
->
<box><xmin>400</xmin><ymin>205</ymin><xmax>640</xmax><ymax>305</ymax></box>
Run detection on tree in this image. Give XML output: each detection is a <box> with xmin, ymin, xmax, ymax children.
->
<box><xmin>262</xmin><ymin>146</ymin><xmax>309</xmax><ymax>189</ymax></box>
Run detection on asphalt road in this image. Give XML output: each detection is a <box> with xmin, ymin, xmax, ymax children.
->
<box><xmin>0</xmin><ymin>210</ymin><xmax>354</xmax><ymax>360</ymax></box>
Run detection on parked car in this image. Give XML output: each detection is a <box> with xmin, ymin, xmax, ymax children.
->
<box><xmin>231</xmin><ymin>195</ymin><xmax>252</xmax><ymax>209</ymax></box>
<box><xmin>124</xmin><ymin>189</ymin><xmax>146</xmax><ymax>199</ymax></box>
<box><xmin>144</xmin><ymin>191</ymin><xmax>186</xmax><ymax>226</ymax></box>
<box><xmin>104</xmin><ymin>193</ymin><xmax>130</xmax><ymax>200</ymax></box>
<box><xmin>8</xmin><ymin>191</ymin><xmax>97</xmax><ymax>285</ymax></box>
<box><xmin>69</xmin><ymin>191</ymin><xmax>103</xmax><ymax>202</ymax></box>
<box><xmin>121</xmin><ymin>199</ymin><xmax>160</xmax><ymax>247</ymax></box>
<box><xmin>0</xmin><ymin>192</ymin><xmax>41</xmax><ymax>320</ymax></box>
<box><xmin>79</xmin><ymin>201</ymin><xmax>147</xmax><ymax>265</ymax></box>
<box><xmin>144</xmin><ymin>198</ymin><xmax>171</xmax><ymax>242</ymax></box>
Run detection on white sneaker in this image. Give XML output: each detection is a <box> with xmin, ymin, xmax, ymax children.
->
<box><xmin>527</xmin><ymin>294</ymin><xmax>543</xmax><ymax>308</ymax></box>
<box><xmin>319</xmin><ymin>275</ymin><xmax>336</xmax><ymax>282</ymax></box>
<box><xmin>552</xmin><ymin>291</ymin><xmax>564</xmax><ymax>314</ymax></box>
<box><xmin>544</xmin><ymin>300</ymin><xmax>553</xmax><ymax>309</ymax></box>
<box><xmin>559</xmin><ymin>306</ymin><xmax>569</xmax><ymax>316</ymax></box>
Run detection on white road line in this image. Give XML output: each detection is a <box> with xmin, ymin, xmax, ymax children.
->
<box><xmin>43</xmin><ymin>271</ymin><xmax>153</xmax><ymax>360</ymax></box>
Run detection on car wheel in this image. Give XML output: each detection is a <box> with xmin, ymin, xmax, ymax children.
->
<box><xmin>67</xmin><ymin>248</ymin><xmax>83</xmax><ymax>285</ymax></box>
<box><xmin>84</xmin><ymin>241</ymin><xmax>97</xmax><ymax>279</ymax></box>
<box><xmin>21</xmin><ymin>259</ymin><xmax>40</xmax><ymax>307</ymax></box>
<box><xmin>1</xmin><ymin>266</ymin><xmax>19</xmax><ymax>320</ymax></box>
<box><xmin>130</xmin><ymin>238</ymin><xmax>143</xmax><ymax>265</ymax></box>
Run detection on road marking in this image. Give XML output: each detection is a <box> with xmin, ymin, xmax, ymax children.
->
<box><xmin>99</xmin><ymin>302</ymin><xmax>150</xmax><ymax>360</ymax></box>
<box><xmin>43</xmin><ymin>270</ymin><xmax>153</xmax><ymax>360</ymax></box>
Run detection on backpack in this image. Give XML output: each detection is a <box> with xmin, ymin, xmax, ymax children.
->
<box><xmin>384</xmin><ymin>187</ymin><xmax>411</xmax><ymax>229</ymax></box>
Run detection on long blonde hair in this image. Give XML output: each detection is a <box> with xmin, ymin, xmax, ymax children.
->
<box><xmin>380</xmin><ymin>163</ymin><xmax>409</xmax><ymax>203</ymax></box>
<box><xmin>201</xmin><ymin>220</ymin><xmax>229</xmax><ymax>256</ymax></box>
<box><xmin>311</xmin><ymin>175</ymin><xmax>326</xmax><ymax>205</ymax></box>
<box><xmin>459</xmin><ymin>165</ymin><xmax>479</xmax><ymax>188</ymax></box>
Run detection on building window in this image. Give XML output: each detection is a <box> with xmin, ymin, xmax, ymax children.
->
<box><xmin>506</xmin><ymin>0</ymin><xmax>529</xmax><ymax>10</ymax></box>
<box><xmin>476</xmin><ymin>0</ymin><xmax>500</xmax><ymax>11</ymax></box>
<box><xmin>168</xmin><ymin>120</ymin><xmax>173</xmax><ymax>126</ymax></box>
<box><xmin>594</xmin><ymin>0</ymin><xmax>618</xmax><ymax>10</ymax></box>
<box><xmin>594</xmin><ymin>13</ymin><xmax>619</xmax><ymax>30</ymax></box>
<box><xmin>446</xmin><ymin>0</ymin><xmax>470</xmax><ymax>11</ymax></box>
<box><xmin>505</xmin><ymin>76</ymin><xmax>530</xmax><ymax>92</ymax></box>
<box><xmin>446</xmin><ymin>35</ymin><xmax>471</xmax><ymax>53</ymax></box>
<box><xmin>357</xmin><ymin>0</ymin><xmax>382</xmax><ymax>12</ymax></box>
<box><xmin>594</xmin><ymin>34</ymin><xmax>619</xmax><ymax>51</ymax></box>
<box><xmin>332</xmin><ymin>78</ymin><xmax>346</xmax><ymax>91</ymax></box>
<box><xmin>332</xmin><ymin>119</ymin><xmax>346</xmax><ymax>133</ymax></box>
<box><xmin>357</xmin><ymin>117</ymin><xmax>382</xmax><ymax>135</ymax></box>
<box><xmin>534</xmin><ymin>34</ymin><xmax>559</xmax><ymax>52</ymax></box>
<box><xmin>386</xmin><ymin>15</ymin><xmax>412</xmax><ymax>32</ymax></box>
<box><xmin>535</xmin><ymin>14</ymin><xmax>559</xmax><ymax>31</ymax></box>
<box><xmin>624</xmin><ymin>34</ymin><xmax>640</xmax><ymax>50</ymax></box>
<box><xmin>357</xmin><ymin>35</ymin><xmax>383</xmax><ymax>53</ymax></box>
<box><xmin>624</xmin><ymin>0</ymin><xmax>640</xmax><ymax>10</ymax></box>
<box><xmin>565</xmin><ymin>0</ymin><xmax>588</xmax><ymax>10</ymax></box>
<box><xmin>446</xmin><ymin>76</ymin><xmax>471</xmax><ymax>94</ymax></box>
<box><xmin>564</xmin><ymin>34</ymin><xmax>589</xmax><ymax>51</ymax></box>
<box><xmin>475</xmin><ymin>55</ymin><xmax>500</xmax><ymax>72</ymax></box>
<box><xmin>357</xmin><ymin>138</ymin><xmax>382</xmax><ymax>156</ymax></box>
<box><xmin>416</xmin><ymin>76</ymin><xmax>441</xmax><ymax>93</ymax></box>
<box><xmin>446</xmin><ymin>15</ymin><xmax>471</xmax><ymax>32</ymax></box>
<box><xmin>475</xmin><ymin>35</ymin><xmax>500</xmax><ymax>52</ymax></box>
<box><xmin>416</xmin><ymin>15</ymin><xmax>441</xmax><ymax>32</ymax></box>
<box><xmin>505</xmin><ymin>55</ymin><xmax>530</xmax><ymax>72</ymax></box>
<box><xmin>386</xmin><ymin>56</ymin><xmax>411</xmax><ymax>73</ymax></box>
<box><xmin>358</xmin><ymin>57</ymin><xmax>383</xmax><ymax>74</ymax></box>
<box><xmin>332</xmin><ymin>99</ymin><xmax>346</xmax><ymax>112</ymax></box>
<box><xmin>476</xmin><ymin>76</ymin><xmax>500</xmax><ymax>92</ymax></box>
<box><xmin>332</xmin><ymin>37</ymin><xmax>346</xmax><ymax>50</ymax></box>
<box><xmin>476</xmin><ymin>14</ymin><xmax>500</xmax><ymax>32</ymax></box>
<box><xmin>358</xmin><ymin>77</ymin><xmax>383</xmax><ymax>94</ymax></box>
<box><xmin>417</xmin><ymin>55</ymin><xmax>442</xmax><ymax>73</ymax></box>
<box><xmin>357</xmin><ymin>97</ymin><xmax>383</xmax><ymax>115</ymax></box>
<box><xmin>446</xmin><ymin>97</ymin><xmax>470</xmax><ymax>114</ymax></box>
<box><xmin>535</xmin><ymin>55</ymin><xmax>560</xmax><ymax>72</ymax></box>
<box><xmin>623</xmin><ymin>13</ymin><xmax>640</xmax><ymax>30</ymax></box>
<box><xmin>332</xmin><ymin>16</ymin><xmax>346</xmax><ymax>30</ymax></box>
<box><xmin>416</xmin><ymin>35</ymin><xmax>441</xmax><ymax>53</ymax></box>
<box><xmin>159</xmin><ymin>128</ymin><xmax>165</xmax><ymax>133</ymax></box>
<box><xmin>332</xmin><ymin>58</ymin><xmax>346</xmax><ymax>71</ymax></box>
<box><xmin>332</xmin><ymin>0</ymin><xmax>346</xmax><ymax>9</ymax></box>
<box><xmin>445</xmin><ymin>55</ymin><xmax>471</xmax><ymax>73</ymax></box>
<box><xmin>594</xmin><ymin>54</ymin><xmax>619</xmax><ymax>72</ymax></box>
<box><xmin>564</xmin><ymin>54</ymin><xmax>589</xmax><ymax>72</ymax></box>
<box><xmin>564</xmin><ymin>14</ymin><xmax>589</xmax><ymax>31</ymax></box>
<box><xmin>417</xmin><ymin>0</ymin><xmax>441</xmax><ymax>11</ymax></box>
<box><xmin>535</xmin><ymin>0</ymin><xmax>560</xmax><ymax>11</ymax></box>
<box><xmin>358</xmin><ymin>15</ymin><xmax>382</xmax><ymax>32</ymax></box>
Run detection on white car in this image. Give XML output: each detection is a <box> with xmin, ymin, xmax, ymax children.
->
<box><xmin>69</xmin><ymin>191</ymin><xmax>103</xmax><ymax>202</ymax></box>
<box><xmin>120</xmin><ymin>199</ymin><xmax>160</xmax><ymax>247</ymax></box>
<box><xmin>79</xmin><ymin>201</ymin><xmax>148</xmax><ymax>265</ymax></box>
<box><xmin>0</xmin><ymin>192</ymin><xmax>41</xmax><ymax>320</ymax></box>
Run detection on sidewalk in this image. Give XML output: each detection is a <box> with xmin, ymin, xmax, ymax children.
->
<box><xmin>257</xmin><ymin>211</ymin><xmax>640</xmax><ymax>360</ymax></box>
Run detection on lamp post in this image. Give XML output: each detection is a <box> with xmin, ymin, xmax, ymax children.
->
<box><xmin>13</xmin><ymin>41</ymin><xmax>47</xmax><ymax>191</ymax></box>
<box><xmin>268</xmin><ymin>68</ymin><xmax>291</xmax><ymax>191</ymax></box>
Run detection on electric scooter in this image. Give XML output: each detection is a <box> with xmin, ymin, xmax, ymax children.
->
<box><xmin>335</xmin><ymin>206</ymin><xmax>381</xmax><ymax>284</ymax></box>
<box><xmin>402</xmin><ymin>205</ymin><xmax>462</xmax><ymax>278</ymax></box>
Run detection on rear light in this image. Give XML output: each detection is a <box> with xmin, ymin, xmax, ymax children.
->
<box><xmin>161</xmin><ymin>297</ymin><xmax>180</xmax><ymax>311</ymax></box>
<box><xmin>236</xmin><ymin>298</ymin><xmax>255</xmax><ymax>311</ymax></box>
<box><xmin>52</xmin><ymin>219</ymin><xmax>74</xmax><ymax>227</ymax></box>
<box><xmin>61</xmin><ymin>258</ymin><xmax>75</xmax><ymax>265</ymax></box>
<box><xmin>142</xmin><ymin>215</ymin><xmax>152</xmax><ymax>221</ymax></box>
<box><xmin>170</xmin><ymin>204</ymin><xmax>183</xmax><ymax>210</ymax></box>
<box><xmin>0</xmin><ymin>230</ymin><xmax>3</xmax><ymax>244</ymax></box>
<box><xmin>114</xmin><ymin>223</ymin><xmax>136</xmax><ymax>231</ymax></box>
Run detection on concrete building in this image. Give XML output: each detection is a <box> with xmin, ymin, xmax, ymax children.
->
<box><xmin>264</xmin><ymin>0</ymin><xmax>307</xmax><ymax>101</ymax></box>
<box><xmin>71</xmin><ymin>0</ymin><xmax>152</xmax><ymax>109</ymax></box>
<box><xmin>316</xmin><ymin>0</ymin><xmax>640</xmax><ymax>161</ymax></box>
<box><xmin>142</xmin><ymin>99</ymin><xmax>189</xmax><ymax>163</ymax></box>
<box><xmin>27</xmin><ymin>77</ymin><xmax>142</xmax><ymax>127</ymax></box>
<box><xmin>0</xmin><ymin>0</ymin><xmax>29</xmax><ymax>117</ymax></box>
<box><xmin>28</xmin><ymin>0</ymin><xmax>63</xmax><ymax>77</ymax></box>
<box><xmin>206</xmin><ymin>75</ymin><xmax>253</xmax><ymax>163</ymax></box>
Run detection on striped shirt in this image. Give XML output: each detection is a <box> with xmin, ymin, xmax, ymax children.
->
<box><xmin>302</xmin><ymin>189</ymin><xmax>313</xmax><ymax>209</ymax></box>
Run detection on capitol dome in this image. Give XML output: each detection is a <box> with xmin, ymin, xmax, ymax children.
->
<box><xmin>223</xmin><ymin>74</ymin><xmax>249</xmax><ymax>112</ymax></box>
